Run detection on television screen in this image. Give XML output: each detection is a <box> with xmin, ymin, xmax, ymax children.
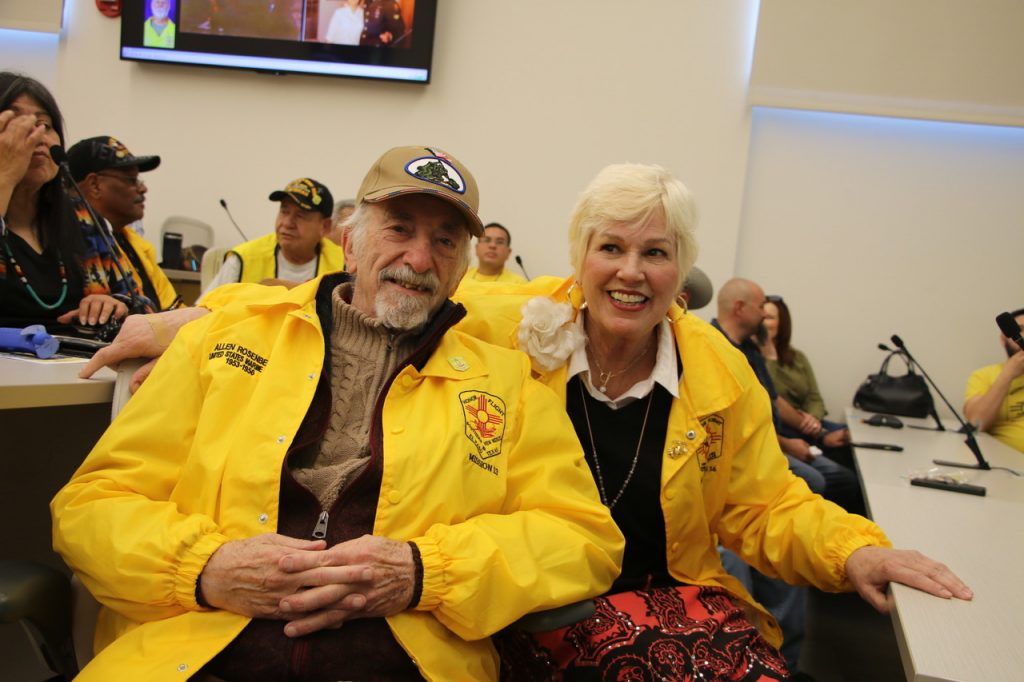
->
<box><xmin>120</xmin><ymin>1</ymin><xmax>437</xmax><ymax>84</ymax></box>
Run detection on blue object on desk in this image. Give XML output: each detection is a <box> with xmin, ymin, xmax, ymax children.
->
<box><xmin>0</xmin><ymin>325</ymin><xmax>60</xmax><ymax>359</ymax></box>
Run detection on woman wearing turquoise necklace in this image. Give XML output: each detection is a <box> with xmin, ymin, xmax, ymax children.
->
<box><xmin>0</xmin><ymin>72</ymin><xmax>128</xmax><ymax>328</ymax></box>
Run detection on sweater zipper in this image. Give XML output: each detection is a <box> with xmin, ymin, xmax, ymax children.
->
<box><xmin>312</xmin><ymin>510</ymin><xmax>329</xmax><ymax>539</ymax></box>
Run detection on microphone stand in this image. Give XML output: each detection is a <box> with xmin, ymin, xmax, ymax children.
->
<box><xmin>515</xmin><ymin>255</ymin><xmax>530</xmax><ymax>279</ymax></box>
<box><xmin>877</xmin><ymin>343</ymin><xmax>944</xmax><ymax>431</ymax></box>
<box><xmin>890</xmin><ymin>334</ymin><xmax>990</xmax><ymax>470</ymax></box>
<box><xmin>50</xmin><ymin>146</ymin><xmax>152</xmax><ymax>315</ymax></box>
<box><xmin>219</xmin><ymin>198</ymin><xmax>250</xmax><ymax>243</ymax></box>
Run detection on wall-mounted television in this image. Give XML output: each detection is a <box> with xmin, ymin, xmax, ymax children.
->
<box><xmin>120</xmin><ymin>1</ymin><xmax>437</xmax><ymax>84</ymax></box>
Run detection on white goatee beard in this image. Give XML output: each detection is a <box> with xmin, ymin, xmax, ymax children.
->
<box><xmin>374</xmin><ymin>265</ymin><xmax>441</xmax><ymax>331</ymax></box>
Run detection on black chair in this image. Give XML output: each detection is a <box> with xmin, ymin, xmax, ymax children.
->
<box><xmin>0</xmin><ymin>560</ymin><xmax>77</xmax><ymax>681</ymax></box>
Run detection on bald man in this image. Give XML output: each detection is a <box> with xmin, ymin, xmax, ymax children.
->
<box><xmin>712</xmin><ymin>278</ymin><xmax>862</xmax><ymax>513</ymax></box>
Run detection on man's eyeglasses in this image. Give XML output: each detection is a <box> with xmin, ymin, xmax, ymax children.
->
<box><xmin>479</xmin><ymin>236</ymin><xmax>508</xmax><ymax>247</ymax></box>
<box><xmin>96</xmin><ymin>172</ymin><xmax>145</xmax><ymax>188</ymax></box>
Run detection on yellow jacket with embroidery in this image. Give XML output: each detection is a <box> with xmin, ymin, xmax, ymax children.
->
<box><xmin>228</xmin><ymin>232</ymin><xmax>345</xmax><ymax>283</ymax></box>
<box><xmin>454</xmin><ymin>276</ymin><xmax>891</xmax><ymax>647</ymax></box>
<box><xmin>51</xmin><ymin>275</ymin><xmax>623</xmax><ymax>681</ymax></box>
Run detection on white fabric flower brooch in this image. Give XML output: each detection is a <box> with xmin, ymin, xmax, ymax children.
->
<box><xmin>517</xmin><ymin>296</ymin><xmax>585</xmax><ymax>372</ymax></box>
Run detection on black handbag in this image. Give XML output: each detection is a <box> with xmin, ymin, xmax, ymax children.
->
<box><xmin>853</xmin><ymin>351</ymin><xmax>935</xmax><ymax>418</ymax></box>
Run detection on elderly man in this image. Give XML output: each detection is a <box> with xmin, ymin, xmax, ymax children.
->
<box><xmin>53</xmin><ymin>145</ymin><xmax>622</xmax><ymax>680</ymax></box>
<box><xmin>964</xmin><ymin>307</ymin><xmax>1024</xmax><ymax>453</ymax></box>
<box><xmin>203</xmin><ymin>177</ymin><xmax>345</xmax><ymax>295</ymax></box>
<box><xmin>144</xmin><ymin>0</ymin><xmax>177</xmax><ymax>48</ymax></box>
<box><xmin>67</xmin><ymin>135</ymin><xmax>181</xmax><ymax>310</ymax></box>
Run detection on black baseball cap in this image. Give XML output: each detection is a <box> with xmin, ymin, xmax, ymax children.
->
<box><xmin>67</xmin><ymin>136</ymin><xmax>160</xmax><ymax>182</ymax></box>
<box><xmin>269</xmin><ymin>177</ymin><xmax>334</xmax><ymax>218</ymax></box>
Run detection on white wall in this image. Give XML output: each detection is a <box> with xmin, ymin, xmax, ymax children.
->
<box><xmin>5</xmin><ymin>0</ymin><xmax>1022</xmax><ymax>420</ymax></box>
<box><xmin>25</xmin><ymin>0</ymin><xmax>756</xmax><ymax>295</ymax></box>
<box><xmin>737</xmin><ymin>108</ymin><xmax>1024</xmax><ymax>419</ymax></box>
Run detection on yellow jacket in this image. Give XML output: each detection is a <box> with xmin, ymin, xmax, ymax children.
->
<box><xmin>454</xmin><ymin>276</ymin><xmax>891</xmax><ymax>646</ymax></box>
<box><xmin>51</xmin><ymin>275</ymin><xmax>623</xmax><ymax>681</ymax></box>
<box><xmin>229</xmin><ymin>232</ymin><xmax>345</xmax><ymax>283</ymax></box>
<box><xmin>458</xmin><ymin>266</ymin><xmax>527</xmax><ymax>285</ymax></box>
<box><xmin>119</xmin><ymin>227</ymin><xmax>180</xmax><ymax>310</ymax></box>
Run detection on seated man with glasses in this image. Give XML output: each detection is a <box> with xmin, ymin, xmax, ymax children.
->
<box><xmin>68</xmin><ymin>136</ymin><xmax>182</xmax><ymax>310</ymax></box>
<box><xmin>460</xmin><ymin>221</ymin><xmax>527</xmax><ymax>284</ymax></box>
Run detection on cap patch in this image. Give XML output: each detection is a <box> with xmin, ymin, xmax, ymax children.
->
<box><xmin>102</xmin><ymin>137</ymin><xmax>131</xmax><ymax>161</ymax></box>
<box><xmin>285</xmin><ymin>178</ymin><xmax>323</xmax><ymax>206</ymax></box>
<box><xmin>405</xmin><ymin>156</ymin><xmax>466</xmax><ymax>195</ymax></box>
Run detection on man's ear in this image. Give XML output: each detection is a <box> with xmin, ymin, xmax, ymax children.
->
<box><xmin>341</xmin><ymin>227</ymin><xmax>358</xmax><ymax>273</ymax></box>
<box><xmin>83</xmin><ymin>173</ymin><xmax>101</xmax><ymax>198</ymax></box>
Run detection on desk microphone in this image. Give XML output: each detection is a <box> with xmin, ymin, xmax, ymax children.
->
<box><xmin>514</xmin><ymin>255</ymin><xmax>530</xmax><ymax>279</ymax></box>
<box><xmin>890</xmin><ymin>334</ymin><xmax>990</xmax><ymax>470</ymax></box>
<box><xmin>996</xmin><ymin>312</ymin><xmax>1024</xmax><ymax>352</ymax></box>
<box><xmin>219</xmin><ymin>198</ymin><xmax>249</xmax><ymax>242</ymax></box>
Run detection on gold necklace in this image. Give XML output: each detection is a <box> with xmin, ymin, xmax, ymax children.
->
<box><xmin>577</xmin><ymin>380</ymin><xmax>654</xmax><ymax>509</ymax></box>
<box><xmin>588</xmin><ymin>339</ymin><xmax>652</xmax><ymax>393</ymax></box>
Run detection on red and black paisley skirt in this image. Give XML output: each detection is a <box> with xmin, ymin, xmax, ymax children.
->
<box><xmin>497</xmin><ymin>585</ymin><xmax>789</xmax><ymax>681</ymax></box>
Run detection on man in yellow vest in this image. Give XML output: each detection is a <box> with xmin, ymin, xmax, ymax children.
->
<box><xmin>203</xmin><ymin>177</ymin><xmax>345</xmax><ymax>295</ymax></box>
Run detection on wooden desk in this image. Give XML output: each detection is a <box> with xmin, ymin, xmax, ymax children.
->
<box><xmin>166</xmin><ymin>268</ymin><xmax>202</xmax><ymax>306</ymax></box>
<box><xmin>847</xmin><ymin>407</ymin><xmax>1024</xmax><ymax>682</ymax></box>
<box><xmin>0</xmin><ymin>356</ymin><xmax>116</xmax><ymax>680</ymax></box>
<box><xmin>1</xmin><ymin>355</ymin><xmax>115</xmax><ymax>563</ymax></box>
<box><xmin>0</xmin><ymin>354</ymin><xmax>114</xmax><ymax>409</ymax></box>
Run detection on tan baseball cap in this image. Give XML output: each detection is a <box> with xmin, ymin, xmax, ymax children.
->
<box><xmin>356</xmin><ymin>145</ymin><xmax>483</xmax><ymax>237</ymax></box>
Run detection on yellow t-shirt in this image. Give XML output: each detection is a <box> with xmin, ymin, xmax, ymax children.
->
<box><xmin>965</xmin><ymin>362</ymin><xmax>1024</xmax><ymax>453</ymax></box>
<box><xmin>462</xmin><ymin>266</ymin><xmax>526</xmax><ymax>284</ymax></box>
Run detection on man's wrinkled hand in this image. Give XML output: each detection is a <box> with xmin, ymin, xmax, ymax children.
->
<box><xmin>277</xmin><ymin>535</ymin><xmax>415</xmax><ymax>637</ymax></box>
<box><xmin>198</xmin><ymin>534</ymin><xmax>329</xmax><ymax>618</ymax></box>
<box><xmin>79</xmin><ymin>308</ymin><xmax>208</xmax><ymax>383</ymax></box>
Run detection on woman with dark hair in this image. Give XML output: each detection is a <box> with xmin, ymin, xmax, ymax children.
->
<box><xmin>761</xmin><ymin>295</ymin><xmax>850</xmax><ymax>448</ymax></box>
<box><xmin>0</xmin><ymin>72</ymin><xmax>130</xmax><ymax>328</ymax></box>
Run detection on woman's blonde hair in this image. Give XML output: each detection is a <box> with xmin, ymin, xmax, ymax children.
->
<box><xmin>567</xmin><ymin>163</ymin><xmax>698</xmax><ymax>289</ymax></box>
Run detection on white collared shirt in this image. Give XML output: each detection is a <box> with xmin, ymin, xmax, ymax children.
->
<box><xmin>567</xmin><ymin>313</ymin><xmax>681</xmax><ymax>410</ymax></box>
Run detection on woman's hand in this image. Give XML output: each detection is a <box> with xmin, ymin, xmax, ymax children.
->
<box><xmin>0</xmin><ymin>111</ymin><xmax>46</xmax><ymax>210</ymax></box>
<box><xmin>845</xmin><ymin>545</ymin><xmax>973</xmax><ymax>613</ymax></box>
<box><xmin>797</xmin><ymin>410</ymin><xmax>823</xmax><ymax>436</ymax></box>
<box><xmin>56</xmin><ymin>294</ymin><xmax>129</xmax><ymax>326</ymax></box>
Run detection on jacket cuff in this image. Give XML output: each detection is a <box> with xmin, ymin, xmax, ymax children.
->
<box><xmin>829</xmin><ymin>526</ymin><xmax>893</xmax><ymax>588</ymax></box>
<box><xmin>174</xmin><ymin>532</ymin><xmax>230</xmax><ymax>610</ymax></box>
<box><xmin>407</xmin><ymin>541</ymin><xmax>424</xmax><ymax>609</ymax></box>
<box><xmin>409</xmin><ymin>535</ymin><xmax>444</xmax><ymax>610</ymax></box>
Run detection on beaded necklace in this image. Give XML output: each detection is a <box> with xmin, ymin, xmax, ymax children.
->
<box><xmin>577</xmin><ymin>380</ymin><xmax>654</xmax><ymax>509</ymax></box>
<box><xmin>1</xmin><ymin>232</ymin><xmax>69</xmax><ymax>310</ymax></box>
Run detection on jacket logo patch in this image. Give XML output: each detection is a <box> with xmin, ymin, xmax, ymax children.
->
<box><xmin>208</xmin><ymin>342</ymin><xmax>267</xmax><ymax>376</ymax></box>
<box><xmin>696</xmin><ymin>415</ymin><xmax>724</xmax><ymax>476</ymax></box>
<box><xmin>461</xmin><ymin>391</ymin><xmax>506</xmax><ymax>473</ymax></box>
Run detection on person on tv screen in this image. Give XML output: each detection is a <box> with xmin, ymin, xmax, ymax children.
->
<box><xmin>326</xmin><ymin>0</ymin><xmax>365</xmax><ymax>45</ymax></box>
<box><xmin>361</xmin><ymin>0</ymin><xmax>406</xmax><ymax>47</ymax></box>
<box><xmin>144</xmin><ymin>0</ymin><xmax>177</xmax><ymax>49</ymax></box>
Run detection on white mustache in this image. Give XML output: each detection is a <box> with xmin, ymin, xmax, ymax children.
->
<box><xmin>379</xmin><ymin>266</ymin><xmax>439</xmax><ymax>294</ymax></box>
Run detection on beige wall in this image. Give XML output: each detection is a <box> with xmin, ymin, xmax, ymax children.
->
<box><xmin>4</xmin><ymin>0</ymin><xmax>1022</xmax><ymax>421</ymax></box>
<box><xmin>16</xmin><ymin>0</ymin><xmax>756</xmax><ymax>295</ymax></box>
